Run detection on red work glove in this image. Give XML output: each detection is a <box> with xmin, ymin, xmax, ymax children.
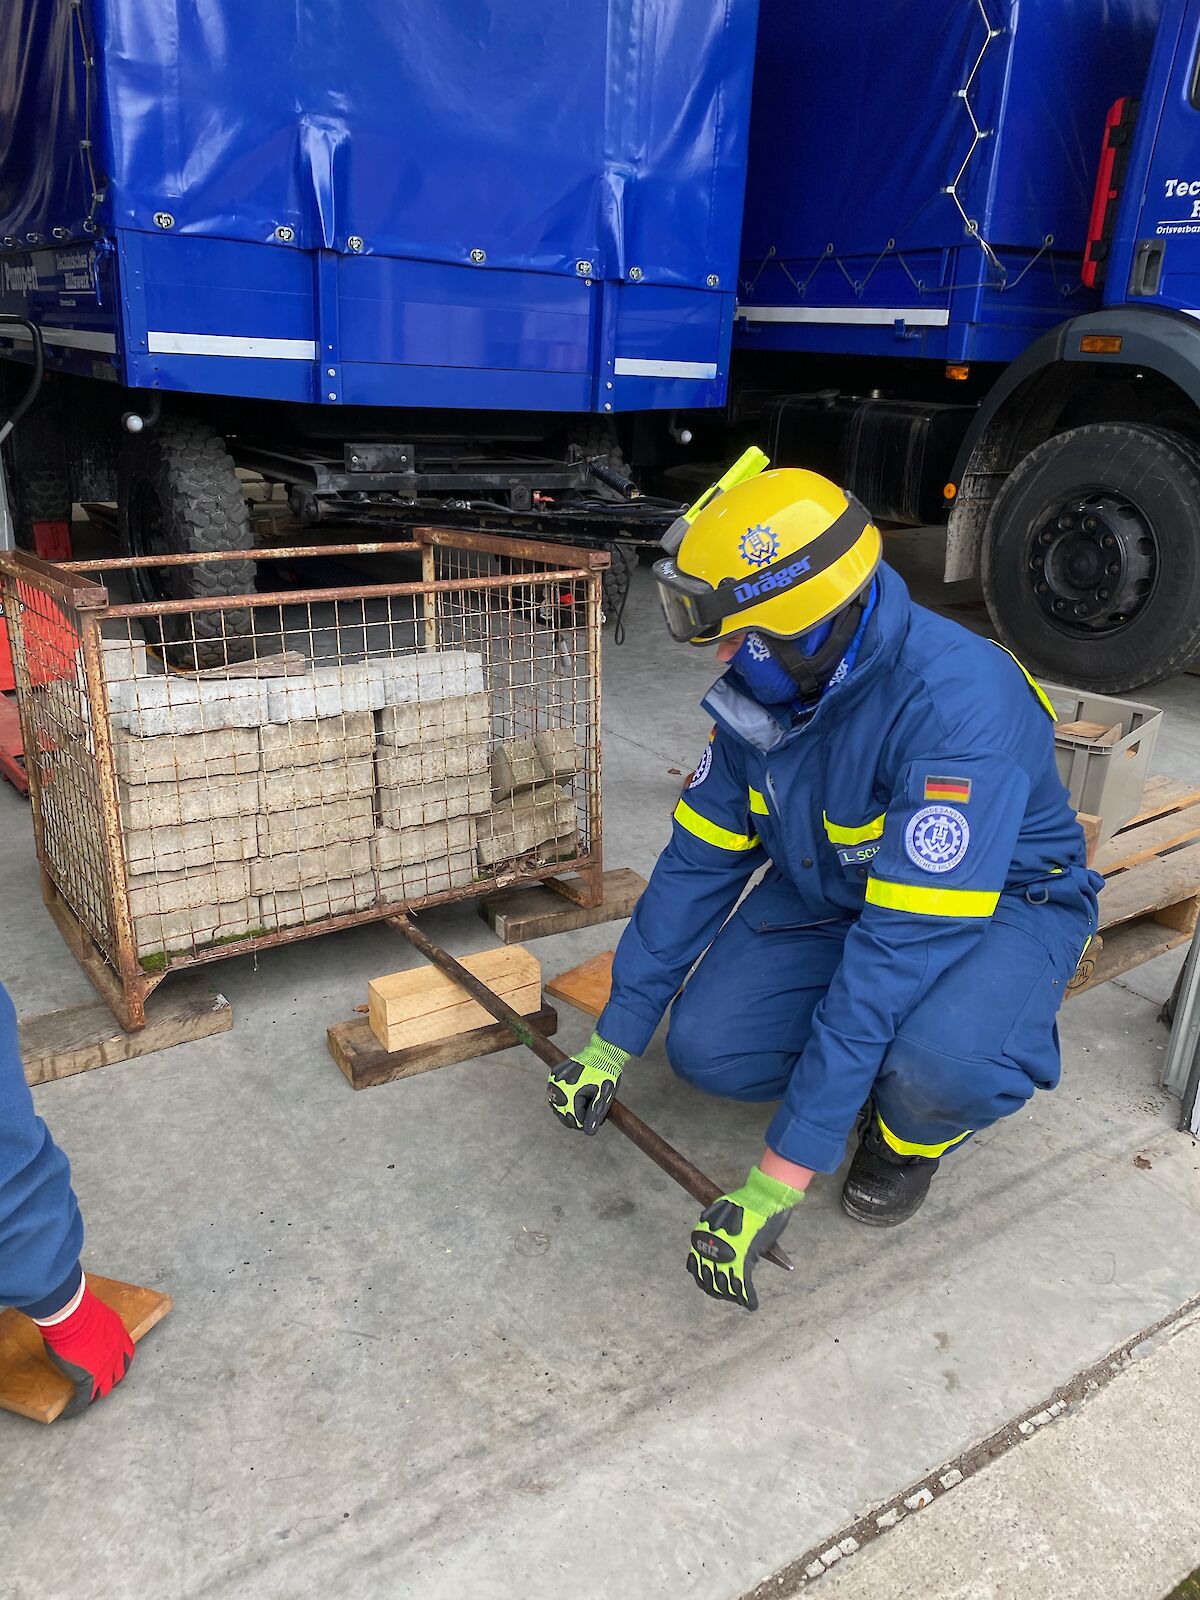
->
<box><xmin>35</xmin><ymin>1280</ymin><xmax>135</xmax><ymax>1416</ymax></box>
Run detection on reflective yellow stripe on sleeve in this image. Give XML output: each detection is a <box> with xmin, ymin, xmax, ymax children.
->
<box><xmin>748</xmin><ymin>787</ymin><xmax>770</xmax><ymax>816</ymax></box>
<box><xmin>823</xmin><ymin>811</ymin><xmax>886</xmax><ymax>845</ymax></box>
<box><xmin>673</xmin><ymin>797</ymin><xmax>760</xmax><ymax>852</ymax></box>
<box><xmin>991</xmin><ymin>642</ymin><xmax>1057</xmax><ymax>720</ymax></box>
<box><xmin>865</xmin><ymin>877</ymin><xmax>999</xmax><ymax>918</ymax></box>
<box><xmin>878</xmin><ymin>1113</ymin><xmax>973</xmax><ymax>1159</ymax></box>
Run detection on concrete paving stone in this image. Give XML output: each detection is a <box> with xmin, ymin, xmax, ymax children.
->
<box><xmin>133</xmin><ymin>895</ymin><xmax>262</xmax><ymax>958</ymax></box>
<box><xmin>491</xmin><ymin>738</ymin><xmax>543</xmax><ymax>799</ymax></box>
<box><xmin>260</xmin><ymin>711</ymin><xmax>376</xmax><ymax>771</ymax></box>
<box><xmin>113</xmin><ymin>725</ymin><xmax>260</xmax><ymax>785</ymax></box>
<box><xmin>250</xmin><ymin>841</ymin><xmax>374</xmax><ymax>894</ymax></box>
<box><xmin>370</xmin><ymin>649</ymin><xmax>485</xmax><ymax>705</ymax></box>
<box><xmin>98</xmin><ymin>633</ymin><xmax>148</xmax><ymax>690</ymax></box>
<box><xmin>127</xmin><ymin>860</ymin><xmax>252</xmax><ymax>918</ymax></box>
<box><xmin>372</xmin><ymin>819</ymin><xmax>474</xmax><ymax>873</ymax></box>
<box><xmin>115</xmin><ymin>674</ymin><xmax>269</xmax><ymax>736</ymax></box>
<box><xmin>534</xmin><ymin>727</ymin><xmax>583</xmax><ymax>783</ymax></box>
<box><xmin>118</xmin><ymin>771</ymin><xmax>259</xmax><ymax>831</ymax></box>
<box><xmin>375</xmin><ymin>738</ymin><xmax>489</xmax><ymax>789</ymax></box>
<box><xmin>39</xmin><ymin>674</ymin><xmax>94</xmax><ymax>745</ymax></box>
<box><xmin>264</xmin><ymin>661</ymin><xmax>376</xmax><ymax>724</ymax></box>
<box><xmin>257</xmin><ymin>796</ymin><xmax>376</xmax><ymax>857</ymax></box>
<box><xmin>475</xmin><ymin>785</ymin><xmax>578</xmax><ymax>868</ymax></box>
<box><xmin>123</xmin><ymin>814</ymin><xmax>259</xmax><ymax>876</ymax></box>
<box><xmin>376</xmin><ymin>849</ymin><xmax>478</xmax><ymax>904</ymax></box>
<box><xmin>259</xmin><ymin>755</ymin><xmax>375</xmax><ymax>811</ymax></box>
<box><xmin>376</xmin><ymin>771</ymin><xmax>492</xmax><ymax>829</ymax></box>
<box><xmin>377</xmin><ymin>692</ymin><xmax>490</xmax><ymax>749</ymax></box>
<box><xmin>257</xmin><ymin>872</ymin><xmax>377</xmax><ymax>929</ymax></box>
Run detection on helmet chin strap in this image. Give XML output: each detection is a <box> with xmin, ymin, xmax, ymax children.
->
<box><xmin>756</xmin><ymin>589</ymin><xmax>869</xmax><ymax>705</ymax></box>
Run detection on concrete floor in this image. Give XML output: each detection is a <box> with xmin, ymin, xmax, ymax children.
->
<box><xmin>2</xmin><ymin>534</ymin><xmax>1199</xmax><ymax>1600</ymax></box>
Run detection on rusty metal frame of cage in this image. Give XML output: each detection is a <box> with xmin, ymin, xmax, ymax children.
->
<box><xmin>0</xmin><ymin>528</ymin><xmax>608</xmax><ymax>1031</ymax></box>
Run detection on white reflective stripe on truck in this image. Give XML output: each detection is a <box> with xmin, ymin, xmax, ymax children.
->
<box><xmin>612</xmin><ymin>357</ymin><xmax>719</xmax><ymax>379</ymax></box>
<box><xmin>736</xmin><ymin>305</ymin><xmax>951</xmax><ymax>327</ymax></box>
<box><xmin>146</xmin><ymin>332</ymin><xmax>319</xmax><ymax>360</ymax></box>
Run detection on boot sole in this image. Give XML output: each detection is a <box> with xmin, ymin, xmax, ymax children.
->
<box><xmin>840</xmin><ymin>1189</ymin><xmax>928</xmax><ymax>1228</ymax></box>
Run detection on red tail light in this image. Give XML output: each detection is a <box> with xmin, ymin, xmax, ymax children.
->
<box><xmin>1083</xmin><ymin>97</ymin><xmax>1138</xmax><ymax>290</ymax></box>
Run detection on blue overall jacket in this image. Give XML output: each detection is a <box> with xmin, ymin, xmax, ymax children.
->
<box><xmin>599</xmin><ymin>562</ymin><xmax>1101</xmax><ymax>1170</ymax></box>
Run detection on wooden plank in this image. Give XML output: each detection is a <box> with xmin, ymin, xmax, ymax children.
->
<box><xmin>1095</xmin><ymin>801</ymin><xmax>1200</xmax><ymax>878</ymax></box>
<box><xmin>1097</xmin><ymin>840</ymin><xmax>1200</xmax><ymax>930</ymax></box>
<box><xmin>371</xmin><ymin>978</ymin><xmax>542</xmax><ymax>1053</ymax></box>
<box><xmin>1118</xmin><ymin>776</ymin><xmax>1200</xmax><ymax>832</ymax></box>
<box><xmin>1056</xmin><ymin>719</ymin><xmax>1111</xmax><ymax>741</ymax></box>
<box><xmin>1066</xmin><ymin>922</ymin><xmax>1189</xmax><ymax>999</ymax></box>
<box><xmin>329</xmin><ymin>1002</ymin><xmax>559</xmax><ymax>1090</ymax></box>
<box><xmin>368</xmin><ymin>947</ymin><xmax>540</xmax><ymax>1050</ymax></box>
<box><xmin>19</xmin><ymin>984</ymin><xmax>232</xmax><ymax>1087</ymax></box>
<box><xmin>546</xmin><ymin>950</ymin><xmax>616</xmax><ymax>1021</ymax></box>
<box><xmin>481</xmin><ymin>867</ymin><xmax>647</xmax><ymax>944</ymax></box>
<box><xmin>1077</xmin><ymin>812</ymin><xmax>1102</xmax><ymax>867</ymax></box>
<box><xmin>0</xmin><ymin>1275</ymin><xmax>171</xmax><ymax>1424</ymax></box>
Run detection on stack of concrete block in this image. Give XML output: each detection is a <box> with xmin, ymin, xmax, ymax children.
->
<box><xmin>477</xmin><ymin>728</ymin><xmax>583</xmax><ymax>870</ymax></box>
<box><xmin>114</xmin><ymin>718</ymin><xmax>262</xmax><ymax>957</ymax></box>
<box><xmin>254</xmin><ymin>711</ymin><xmax>377</xmax><ymax>930</ymax></box>
<box><xmin>372</xmin><ymin>654</ymin><xmax>490</xmax><ymax>901</ymax></box>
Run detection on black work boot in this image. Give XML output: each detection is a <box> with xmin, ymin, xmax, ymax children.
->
<box><xmin>841</xmin><ymin>1117</ymin><xmax>939</xmax><ymax>1227</ymax></box>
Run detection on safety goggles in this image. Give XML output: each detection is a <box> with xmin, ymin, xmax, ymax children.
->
<box><xmin>653</xmin><ymin>497</ymin><xmax>871</xmax><ymax>643</ymax></box>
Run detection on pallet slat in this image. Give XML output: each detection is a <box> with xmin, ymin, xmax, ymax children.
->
<box><xmin>1097</xmin><ymin>839</ymin><xmax>1200</xmax><ymax>934</ymax></box>
<box><xmin>1095</xmin><ymin>802</ymin><xmax>1200</xmax><ymax>877</ymax></box>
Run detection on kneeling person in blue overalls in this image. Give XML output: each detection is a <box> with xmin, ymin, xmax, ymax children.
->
<box><xmin>547</xmin><ymin>468</ymin><xmax>1101</xmax><ymax>1312</ymax></box>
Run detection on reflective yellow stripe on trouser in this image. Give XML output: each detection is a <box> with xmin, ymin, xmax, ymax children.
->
<box><xmin>673</xmin><ymin>797</ymin><xmax>760</xmax><ymax>852</ymax></box>
<box><xmin>878</xmin><ymin>1112</ymin><xmax>972</xmax><ymax>1159</ymax></box>
<box><xmin>865</xmin><ymin>878</ymin><xmax>999</xmax><ymax>917</ymax></box>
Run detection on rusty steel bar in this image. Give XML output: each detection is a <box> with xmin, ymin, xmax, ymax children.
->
<box><xmin>64</xmin><ymin>540</ymin><xmax>424</xmax><ymax>572</ymax></box>
<box><xmin>98</xmin><ymin>566</ymin><xmax>599</xmax><ymax>620</ymax></box>
<box><xmin>391</xmin><ymin>915</ymin><xmax>794</xmax><ymax>1273</ymax></box>
<box><xmin>414</xmin><ymin>524</ymin><xmax>612</xmax><ymax>569</ymax></box>
<box><xmin>76</xmin><ymin>612</ymin><xmax>143</xmax><ymax>1018</ymax></box>
<box><xmin>420</xmin><ymin>542</ymin><xmax>438</xmax><ymax>651</ymax></box>
<box><xmin>0</xmin><ymin>550</ymin><xmax>108</xmax><ymax>610</ymax></box>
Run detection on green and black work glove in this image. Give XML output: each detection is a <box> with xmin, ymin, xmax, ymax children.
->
<box><xmin>547</xmin><ymin>1032</ymin><xmax>631</xmax><ymax>1135</ymax></box>
<box><xmin>687</xmin><ymin>1166</ymin><xmax>804</xmax><ymax>1312</ymax></box>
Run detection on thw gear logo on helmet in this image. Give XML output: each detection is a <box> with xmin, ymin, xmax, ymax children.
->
<box><xmin>905</xmin><ymin>805</ymin><xmax>971</xmax><ymax>874</ymax></box>
<box><xmin>739</xmin><ymin>524</ymin><xmax>779</xmax><ymax>568</ymax></box>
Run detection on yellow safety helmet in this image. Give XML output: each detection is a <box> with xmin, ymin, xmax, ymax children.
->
<box><xmin>654</xmin><ymin>468</ymin><xmax>882</xmax><ymax>645</ymax></box>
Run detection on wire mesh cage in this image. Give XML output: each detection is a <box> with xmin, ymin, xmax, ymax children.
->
<box><xmin>0</xmin><ymin>530</ymin><xmax>606</xmax><ymax>1030</ymax></box>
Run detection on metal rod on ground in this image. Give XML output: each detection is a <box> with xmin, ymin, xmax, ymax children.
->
<box><xmin>391</xmin><ymin>915</ymin><xmax>794</xmax><ymax>1272</ymax></box>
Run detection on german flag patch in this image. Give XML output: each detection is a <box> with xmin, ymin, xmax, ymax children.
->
<box><xmin>924</xmin><ymin>775</ymin><xmax>972</xmax><ymax>803</ymax></box>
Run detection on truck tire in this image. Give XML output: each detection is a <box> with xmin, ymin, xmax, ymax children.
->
<box><xmin>4</xmin><ymin>407</ymin><xmax>72</xmax><ymax>551</ymax></box>
<box><xmin>981</xmin><ymin>422</ymin><xmax>1200</xmax><ymax>693</ymax></box>
<box><xmin>118</xmin><ymin>418</ymin><xmax>255</xmax><ymax>668</ymax></box>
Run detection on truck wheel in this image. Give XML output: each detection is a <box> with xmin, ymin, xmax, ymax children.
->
<box><xmin>981</xmin><ymin>422</ymin><xmax>1200</xmax><ymax>693</ymax></box>
<box><xmin>118</xmin><ymin>418</ymin><xmax>255</xmax><ymax>668</ymax></box>
<box><xmin>4</xmin><ymin>408</ymin><xmax>72</xmax><ymax>551</ymax></box>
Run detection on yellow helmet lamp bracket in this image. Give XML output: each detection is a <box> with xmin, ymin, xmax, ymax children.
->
<box><xmin>654</xmin><ymin>495</ymin><xmax>872</xmax><ymax>644</ymax></box>
<box><xmin>661</xmin><ymin>445</ymin><xmax>771</xmax><ymax>555</ymax></box>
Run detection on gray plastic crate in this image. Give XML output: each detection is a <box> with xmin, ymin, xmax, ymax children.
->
<box><xmin>1044</xmin><ymin>684</ymin><xmax>1162</xmax><ymax>846</ymax></box>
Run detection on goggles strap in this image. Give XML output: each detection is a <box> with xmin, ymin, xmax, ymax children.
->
<box><xmin>759</xmin><ymin>588</ymin><xmax>868</xmax><ymax>705</ymax></box>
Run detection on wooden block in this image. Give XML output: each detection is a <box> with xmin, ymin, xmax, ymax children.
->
<box><xmin>1096</xmin><ymin>801</ymin><xmax>1200</xmax><ymax>878</ymax></box>
<box><xmin>1066</xmin><ymin>923</ymin><xmax>1189</xmax><ymax>999</ymax></box>
<box><xmin>1095</xmin><ymin>723</ymin><xmax>1124</xmax><ymax>746</ymax></box>
<box><xmin>481</xmin><ymin>867</ymin><xmax>647</xmax><ymax>944</ymax></box>
<box><xmin>368</xmin><ymin>945</ymin><xmax>541</xmax><ymax>1051</ymax></box>
<box><xmin>0</xmin><ymin>1275</ymin><xmax>171</xmax><ymax>1424</ymax></box>
<box><xmin>1077</xmin><ymin>812</ymin><xmax>1102</xmax><ymax>867</ymax></box>
<box><xmin>329</xmin><ymin>1002</ymin><xmax>559</xmax><ymax>1090</ymax></box>
<box><xmin>546</xmin><ymin>950</ymin><xmax>615</xmax><ymax>1021</ymax></box>
<box><xmin>1056</xmin><ymin>719</ymin><xmax>1111</xmax><ymax>741</ymax></box>
<box><xmin>19</xmin><ymin>984</ymin><xmax>232</xmax><ymax>1088</ymax></box>
<box><xmin>1098</xmin><ymin>840</ymin><xmax>1200</xmax><ymax>931</ymax></box>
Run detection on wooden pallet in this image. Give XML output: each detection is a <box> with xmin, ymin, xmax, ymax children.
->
<box><xmin>1068</xmin><ymin>776</ymin><xmax>1200</xmax><ymax>998</ymax></box>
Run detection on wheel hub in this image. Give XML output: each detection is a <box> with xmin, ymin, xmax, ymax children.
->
<box><xmin>1028</xmin><ymin>494</ymin><xmax>1157</xmax><ymax>632</ymax></box>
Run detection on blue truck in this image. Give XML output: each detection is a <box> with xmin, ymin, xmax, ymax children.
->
<box><xmin>730</xmin><ymin>0</ymin><xmax>1200</xmax><ymax>693</ymax></box>
<box><xmin>0</xmin><ymin>0</ymin><xmax>758</xmax><ymax>659</ymax></box>
<box><xmin>4</xmin><ymin>0</ymin><xmax>1200</xmax><ymax>691</ymax></box>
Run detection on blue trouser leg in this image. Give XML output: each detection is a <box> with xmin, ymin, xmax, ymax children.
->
<box><xmin>667</xmin><ymin>894</ymin><xmax>1075</xmax><ymax>1163</ymax></box>
<box><xmin>666</xmin><ymin>909</ymin><xmax>849</xmax><ymax>1101</ymax></box>
<box><xmin>872</xmin><ymin>912</ymin><xmax>1071</xmax><ymax>1154</ymax></box>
